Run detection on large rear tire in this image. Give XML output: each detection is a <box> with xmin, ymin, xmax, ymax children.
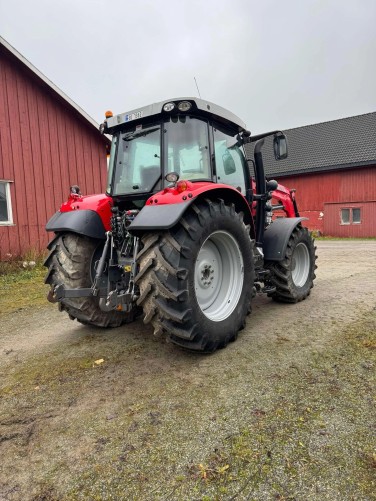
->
<box><xmin>265</xmin><ymin>224</ymin><xmax>317</xmax><ymax>303</ymax></box>
<box><xmin>44</xmin><ymin>232</ymin><xmax>129</xmax><ymax>327</ymax></box>
<box><xmin>135</xmin><ymin>200</ymin><xmax>254</xmax><ymax>352</ymax></box>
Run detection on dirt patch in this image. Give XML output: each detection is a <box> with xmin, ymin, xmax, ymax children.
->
<box><xmin>0</xmin><ymin>240</ymin><xmax>375</xmax><ymax>500</ymax></box>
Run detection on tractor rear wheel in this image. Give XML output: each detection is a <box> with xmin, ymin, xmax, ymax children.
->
<box><xmin>135</xmin><ymin>200</ymin><xmax>254</xmax><ymax>352</ymax></box>
<box><xmin>44</xmin><ymin>232</ymin><xmax>129</xmax><ymax>327</ymax></box>
<box><xmin>265</xmin><ymin>224</ymin><xmax>317</xmax><ymax>303</ymax></box>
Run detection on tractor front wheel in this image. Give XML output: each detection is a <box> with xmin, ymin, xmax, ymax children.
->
<box><xmin>135</xmin><ymin>200</ymin><xmax>254</xmax><ymax>352</ymax></box>
<box><xmin>265</xmin><ymin>224</ymin><xmax>317</xmax><ymax>303</ymax></box>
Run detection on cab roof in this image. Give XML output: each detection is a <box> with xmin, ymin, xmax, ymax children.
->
<box><xmin>105</xmin><ymin>97</ymin><xmax>247</xmax><ymax>135</ymax></box>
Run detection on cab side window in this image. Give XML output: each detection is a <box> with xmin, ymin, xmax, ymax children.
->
<box><xmin>213</xmin><ymin>128</ymin><xmax>246</xmax><ymax>194</ymax></box>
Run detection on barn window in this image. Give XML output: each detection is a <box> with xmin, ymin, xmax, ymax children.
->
<box><xmin>0</xmin><ymin>181</ymin><xmax>13</xmax><ymax>225</ymax></box>
<box><xmin>340</xmin><ymin>207</ymin><xmax>361</xmax><ymax>225</ymax></box>
<box><xmin>340</xmin><ymin>208</ymin><xmax>350</xmax><ymax>224</ymax></box>
<box><xmin>352</xmin><ymin>208</ymin><xmax>361</xmax><ymax>224</ymax></box>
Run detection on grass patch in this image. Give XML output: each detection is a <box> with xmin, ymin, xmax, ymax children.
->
<box><xmin>0</xmin><ymin>265</ymin><xmax>48</xmax><ymax>316</ymax></box>
<box><xmin>0</xmin><ymin>248</ymin><xmax>47</xmax><ymax>274</ymax></box>
<box><xmin>315</xmin><ymin>236</ymin><xmax>376</xmax><ymax>241</ymax></box>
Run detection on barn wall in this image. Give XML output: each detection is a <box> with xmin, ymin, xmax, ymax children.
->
<box><xmin>324</xmin><ymin>201</ymin><xmax>376</xmax><ymax>237</ymax></box>
<box><xmin>274</xmin><ymin>166</ymin><xmax>376</xmax><ymax>235</ymax></box>
<box><xmin>0</xmin><ymin>53</ymin><xmax>108</xmax><ymax>258</ymax></box>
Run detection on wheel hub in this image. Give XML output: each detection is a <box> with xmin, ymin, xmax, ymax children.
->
<box><xmin>194</xmin><ymin>231</ymin><xmax>244</xmax><ymax>322</ymax></box>
<box><xmin>199</xmin><ymin>263</ymin><xmax>214</xmax><ymax>288</ymax></box>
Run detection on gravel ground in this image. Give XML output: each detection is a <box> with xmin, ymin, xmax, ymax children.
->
<box><xmin>0</xmin><ymin>240</ymin><xmax>375</xmax><ymax>500</ymax></box>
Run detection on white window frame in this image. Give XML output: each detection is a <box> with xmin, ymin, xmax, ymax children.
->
<box><xmin>352</xmin><ymin>208</ymin><xmax>361</xmax><ymax>224</ymax></box>
<box><xmin>340</xmin><ymin>207</ymin><xmax>362</xmax><ymax>226</ymax></box>
<box><xmin>0</xmin><ymin>180</ymin><xmax>14</xmax><ymax>226</ymax></box>
<box><xmin>340</xmin><ymin>208</ymin><xmax>350</xmax><ymax>225</ymax></box>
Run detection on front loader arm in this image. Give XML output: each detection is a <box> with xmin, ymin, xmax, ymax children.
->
<box><xmin>271</xmin><ymin>184</ymin><xmax>298</xmax><ymax>218</ymax></box>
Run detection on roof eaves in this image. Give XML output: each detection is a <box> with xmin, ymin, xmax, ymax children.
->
<box><xmin>280</xmin><ymin>110</ymin><xmax>376</xmax><ymax>134</ymax></box>
<box><xmin>267</xmin><ymin>160</ymin><xmax>376</xmax><ymax>178</ymax></box>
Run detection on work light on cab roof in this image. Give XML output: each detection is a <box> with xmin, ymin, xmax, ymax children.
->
<box><xmin>163</xmin><ymin>102</ymin><xmax>175</xmax><ymax>112</ymax></box>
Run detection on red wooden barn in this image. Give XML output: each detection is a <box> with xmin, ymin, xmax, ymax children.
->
<box><xmin>0</xmin><ymin>37</ymin><xmax>110</xmax><ymax>259</ymax></box>
<box><xmin>246</xmin><ymin>112</ymin><xmax>376</xmax><ymax>237</ymax></box>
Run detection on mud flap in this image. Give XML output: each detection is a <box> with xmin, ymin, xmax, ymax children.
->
<box><xmin>46</xmin><ymin>210</ymin><xmax>106</xmax><ymax>239</ymax></box>
<box><xmin>263</xmin><ymin>217</ymin><xmax>308</xmax><ymax>261</ymax></box>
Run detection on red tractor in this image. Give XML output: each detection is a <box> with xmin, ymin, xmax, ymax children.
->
<box><xmin>45</xmin><ymin>98</ymin><xmax>316</xmax><ymax>352</ymax></box>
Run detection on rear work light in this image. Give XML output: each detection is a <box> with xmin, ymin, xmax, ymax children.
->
<box><xmin>163</xmin><ymin>102</ymin><xmax>175</xmax><ymax>112</ymax></box>
<box><xmin>178</xmin><ymin>101</ymin><xmax>192</xmax><ymax>112</ymax></box>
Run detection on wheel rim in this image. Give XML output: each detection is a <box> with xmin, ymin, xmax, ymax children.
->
<box><xmin>291</xmin><ymin>242</ymin><xmax>310</xmax><ymax>287</ymax></box>
<box><xmin>194</xmin><ymin>231</ymin><xmax>244</xmax><ymax>322</ymax></box>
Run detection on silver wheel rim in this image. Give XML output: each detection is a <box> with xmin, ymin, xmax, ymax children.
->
<box><xmin>291</xmin><ymin>242</ymin><xmax>310</xmax><ymax>287</ymax></box>
<box><xmin>194</xmin><ymin>231</ymin><xmax>244</xmax><ymax>322</ymax></box>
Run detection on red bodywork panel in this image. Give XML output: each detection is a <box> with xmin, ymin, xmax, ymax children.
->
<box><xmin>146</xmin><ymin>181</ymin><xmax>247</xmax><ymax>206</ymax></box>
<box><xmin>271</xmin><ymin>184</ymin><xmax>296</xmax><ymax>218</ymax></box>
<box><xmin>246</xmin><ymin>179</ymin><xmax>296</xmax><ymax>218</ymax></box>
<box><xmin>60</xmin><ymin>193</ymin><xmax>113</xmax><ymax>231</ymax></box>
<box><xmin>57</xmin><ymin>180</ymin><xmax>297</xmax><ymax>231</ymax></box>
<box><xmin>146</xmin><ymin>180</ymin><xmax>296</xmax><ymax>218</ymax></box>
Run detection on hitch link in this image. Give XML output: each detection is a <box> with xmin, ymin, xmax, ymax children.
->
<box><xmin>92</xmin><ymin>231</ymin><xmax>111</xmax><ymax>296</ymax></box>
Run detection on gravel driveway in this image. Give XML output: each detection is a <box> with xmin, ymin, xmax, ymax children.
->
<box><xmin>0</xmin><ymin>240</ymin><xmax>375</xmax><ymax>500</ymax></box>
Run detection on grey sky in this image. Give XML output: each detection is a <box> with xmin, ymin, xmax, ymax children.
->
<box><xmin>1</xmin><ymin>0</ymin><xmax>375</xmax><ymax>133</ymax></box>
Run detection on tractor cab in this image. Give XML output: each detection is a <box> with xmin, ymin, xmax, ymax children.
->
<box><xmin>102</xmin><ymin>98</ymin><xmax>251</xmax><ymax>207</ymax></box>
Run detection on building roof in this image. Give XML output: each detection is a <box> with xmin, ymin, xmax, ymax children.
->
<box><xmin>244</xmin><ymin>111</ymin><xmax>376</xmax><ymax>177</ymax></box>
<box><xmin>0</xmin><ymin>36</ymin><xmax>109</xmax><ymax>144</ymax></box>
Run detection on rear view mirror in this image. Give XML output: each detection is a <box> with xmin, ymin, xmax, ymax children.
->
<box><xmin>273</xmin><ymin>134</ymin><xmax>288</xmax><ymax>160</ymax></box>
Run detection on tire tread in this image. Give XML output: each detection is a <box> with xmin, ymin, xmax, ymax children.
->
<box><xmin>266</xmin><ymin>225</ymin><xmax>317</xmax><ymax>303</ymax></box>
<box><xmin>137</xmin><ymin>200</ymin><xmax>254</xmax><ymax>352</ymax></box>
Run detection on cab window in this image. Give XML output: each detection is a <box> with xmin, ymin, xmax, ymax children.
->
<box><xmin>113</xmin><ymin>125</ymin><xmax>161</xmax><ymax>195</ymax></box>
<box><xmin>164</xmin><ymin>117</ymin><xmax>210</xmax><ymax>181</ymax></box>
<box><xmin>213</xmin><ymin>127</ymin><xmax>247</xmax><ymax>194</ymax></box>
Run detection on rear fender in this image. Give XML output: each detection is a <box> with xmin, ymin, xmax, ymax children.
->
<box><xmin>128</xmin><ymin>184</ymin><xmax>252</xmax><ymax>231</ymax></box>
<box><xmin>263</xmin><ymin>217</ymin><xmax>308</xmax><ymax>261</ymax></box>
<box><xmin>46</xmin><ymin>210</ymin><xmax>106</xmax><ymax>240</ymax></box>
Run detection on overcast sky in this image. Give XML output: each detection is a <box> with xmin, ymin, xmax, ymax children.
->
<box><xmin>1</xmin><ymin>0</ymin><xmax>375</xmax><ymax>133</ymax></box>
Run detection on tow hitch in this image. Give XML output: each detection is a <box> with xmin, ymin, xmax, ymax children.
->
<box><xmin>47</xmin><ymin>231</ymin><xmax>140</xmax><ymax>313</ymax></box>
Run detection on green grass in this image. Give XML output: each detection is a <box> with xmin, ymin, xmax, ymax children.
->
<box><xmin>315</xmin><ymin>236</ymin><xmax>376</xmax><ymax>241</ymax></box>
<box><xmin>0</xmin><ymin>265</ymin><xmax>48</xmax><ymax>316</ymax></box>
